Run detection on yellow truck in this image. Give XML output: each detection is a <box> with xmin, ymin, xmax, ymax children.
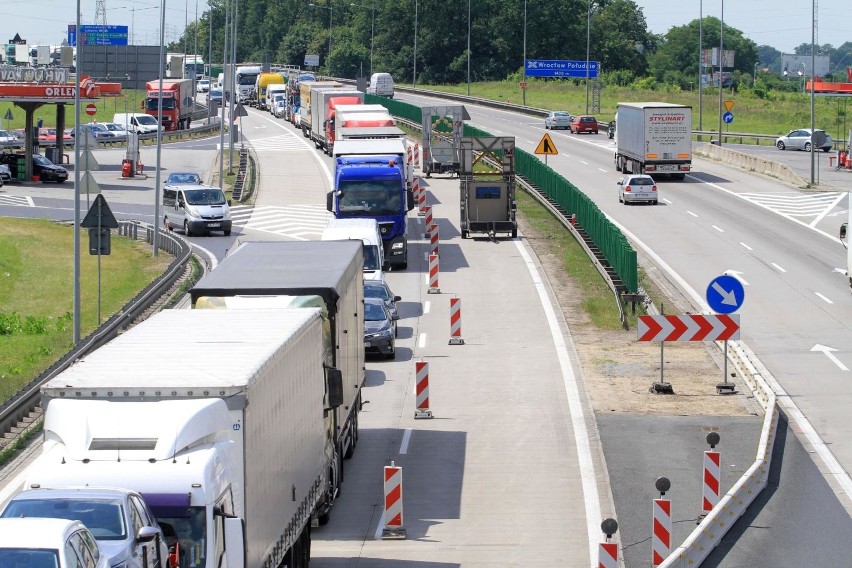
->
<box><xmin>255</xmin><ymin>72</ymin><xmax>285</xmax><ymax>110</ymax></box>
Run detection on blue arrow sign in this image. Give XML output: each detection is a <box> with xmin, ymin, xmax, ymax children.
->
<box><xmin>723</xmin><ymin>111</ymin><xmax>734</xmax><ymax>124</ymax></box>
<box><xmin>706</xmin><ymin>275</ymin><xmax>745</xmax><ymax>314</ymax></box>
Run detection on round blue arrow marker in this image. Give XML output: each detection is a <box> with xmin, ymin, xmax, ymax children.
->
<box><xmin>723</xmin><ymin>112</ymin><xmax>734</xmax><ymax>124</ymax></box>
<box><xmin>706</xmin><ymin>275</ymin><xmax>745</xmax><ymax>314</ymax></box>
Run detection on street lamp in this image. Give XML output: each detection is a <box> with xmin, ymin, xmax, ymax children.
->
<box><xmin>585</xmin><ymin>0</ymin><xmax>592</xmax><ymax>114</ymax></box>
<box><xmin>413</xmin><ymin>0</ymin><xmax>418</xmax><ymax>88</ymax></box>
<box><xmin>310</xmin><ymin>2</ymin><xmax>333</xmax><ymax>75</ymax></box>
<box><xmin>467</xmin><ymin>0</ymin><xmax>471</xmax><ymax>96</ymax></box>
<box><xmin>350</xmin><ymin>2</ymin><xmax>375</xmax><ymax>76</ymax></box>
<box><xmin>522</xmin><ymin>0</ymin><xmax>527</xmax><ymax>107</ymax></box>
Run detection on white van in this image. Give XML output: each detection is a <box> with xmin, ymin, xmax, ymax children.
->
<box><xmin>366</xmin><ymin>73</ymin><xmax>394</xmax><ymax>98</ymax></box>
<box><xmin>322</xmin><ymin>218</ymin><xmax>385</xmax><ymax>280</ymax></box>
<box><xmin>163</xmin><ymin>183</ymin><xmax>233</xmax><ymax>236</ymax></box>
<box><xmin>112</xmin><ymin>113</ymin><xmax>162</xmax><ymax>134</ymax></box>
<box><xmin>266</xmin><ymin>83</ymin><xmax>288</xmax><ymax>114</ymax></box>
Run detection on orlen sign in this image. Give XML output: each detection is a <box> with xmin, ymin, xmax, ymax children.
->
<box><xmin>0</xmin><ymin>76</ymin><xmax>99</xmax><ymax>100</ymax></box>
<box><xmin>0</xmin><ymin>66</ymin><xmax>68</xmax><ymax>83</ymax></box>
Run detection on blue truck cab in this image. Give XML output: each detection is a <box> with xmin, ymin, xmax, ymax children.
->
<box><xmin>327</xmin><ymin>154</ymin><xmax>414</xmax><ymax>269</ymax></box>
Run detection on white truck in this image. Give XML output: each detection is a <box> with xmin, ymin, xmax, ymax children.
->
<box><xmin>613</xmin><ymin>102</ymin><xmax>692</xmax><ymax>180</ymax></box>
<box><xmin>309</xmin><ymin>88</ymin><xmax>364</xmax><ymax>155</ymax></box>
<box><xmin>189</xmin><ymin>240</ymin><xmax>365</xmax><ymax>474</ymax></box>
<box><xmin>366</xmin><ymin>72</ymin><xmax>394</xmax><ymax>98</ymax></box>
<box><xmin>235</xmin><ymin>65</ymin><xmax>262</xmax><ymax>103</ymax></box>
<box><xmin>31</xmin><ymin>308</ymin><xmax>341</xmax><ymax>568</ymax></box>
<box><xmin>840</xmin><ymin>193</ymin><xmax>852</xmax><ymax>291</ymax></box>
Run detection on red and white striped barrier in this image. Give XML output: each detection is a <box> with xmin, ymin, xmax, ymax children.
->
<box><xmin>406</xmin><ymin>144</ymin><xmax>413</xmax><ymax>166</ymax></box>
<box><xmin>598</xmin><ymin>542</ymin><xmax>618</xmax><ymax>568</ymax></box>
<box><xmin>416</xmin><ymin>177</ymin><xmax>427</xmax><ymax>213</ymax></box>
<box><xmin>414</xmin><ymin>142</ymin><xmax>420</xmax><ymax>168</ymax></box>
<box><xmin>702</xmin><ymin>450</ymin><xmax>721</xmax><ymax>512</ymax></box>
<box><xmin>429</xmin><ymin>224</ymin><xmax>439</xmax><ymax>258</ymax></box>
<box><xmin>421</xmin><ymin>205</ymin><xmax>433</xmax><ymax>237</ymax></box>
<box><xmin>414</xmin><ymin>360</ymin><xmax>433</xmax><ymax>418</ymax></box>
<box><xmin>382</xmin><ymin>463</ymin><xmax>405</xmax><ymax>539</ymax></box>
<box><xmin>449</xmin><ymin>297</ymin><xmax>464</xmax><ymax>345</ymax></box>
<box><xmin>652</xmin><ymin>499</ymin><xmax>671</xmax><ymax>566</ymax></box>
<box><xmin>428</xmin><ymin>253</ymin><xmax>441</xmax><ymax>294</ymax></box>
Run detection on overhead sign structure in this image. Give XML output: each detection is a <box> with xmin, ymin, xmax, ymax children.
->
<box><xmin>534</xmin><ymin>133</ymin><xmax>558</xmax><ymax>156</ymax></box>
<box><xmin>706</xmin><ymin>274</ymin><xmax>745</xmax><ymax>314</ymax></box>
<box><xmin>638</xmin><ymin>314</ymin><xmax>740</xmax><ymax>342</ymax></box>
<box><xmin>68</xmin><ymin>25</ymin><xmax>129</xmax><ymax>47</ymax></box>
<box><xmin>525</xmin><ymin>59</ymin><xmax>599</xmax><ymax>78</ymax></box>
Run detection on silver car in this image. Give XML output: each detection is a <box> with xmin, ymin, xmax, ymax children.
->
<box><xmin>775</xmin><ymin>128</ymin><xmax>833</xmax><ymax>152</ymax></box>
<box><xmin>618</xmin><ymin>174</ymin><xmax>658</xmax><ymax>205</ymax></box>
<box><xmin>0</xmin><ymin>163</ymin><xmax>10</xmax><ymax>185</ymax></box>
<box><xmin>364</xmin><ymin>279</ymin><xmax>401</xmax><ymax>336</ymax></box>
<box><xmin>364</xmin><ymin>297</ymin><xmax>396</xmax><ymax>359</ymax></box>
<box><xmin>545</xmin><ymin>111</ymin><xmax>572</xmax><ymax>130</ymax></box>
<box><xmin>1</xmin><ymin>487</ymin><xmax>169</xmax><ymax>568</ymax></box>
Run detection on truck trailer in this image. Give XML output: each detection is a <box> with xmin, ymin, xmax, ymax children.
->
<box><xmin>143</xmin><ymin>79</ymin><xmax>193</xmax><ymax>131</ymax></box>
<box><xmin>309</xmin><ymin>89</ymin><xmax>364</xmax><ymax>155</ymax></box>
<box><xmin>614</xmin><ymin>102</ymin><xmax>693</xmax><ymax>180</ymax></box>
<box><xmin>32</xmin><ymin>308</ymin><xmax>339</xmax><ymax>568</ymax></box>
<box><xmin>190</xmin><ymin>240</ymin><xmax>366</xmax><ymax>473</ymax></box>
<box><xmin>298</xmin><ymin>81</ymin><xmax>342</xmax><ymax>134</ymax></box>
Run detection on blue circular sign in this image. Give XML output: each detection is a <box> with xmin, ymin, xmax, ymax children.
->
<box><xmin>706</xmin><ymin>275</ymin><xmax>745</xmax><ymax>314</ymax></box>
<box><xmin>723</xmin><ymin>111</ymin><xmax>734</xmax><ymax>124</ymax></box>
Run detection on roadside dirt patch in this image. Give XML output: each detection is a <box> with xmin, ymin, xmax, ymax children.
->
<box><xmin>517</xmin><ymin>216</ymin><xmax>756</xmax><ymax>417</ymax></box>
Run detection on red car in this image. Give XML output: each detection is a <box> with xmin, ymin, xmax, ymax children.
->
<box><xmin>38</xmin><ymin>128</ymin><xmax>73</xmax><ymax>145</ymax></box>
<box><xmin>570</xmin><ymin>115</ymin><xmax>599</xmax><ymax>134</ymax></box>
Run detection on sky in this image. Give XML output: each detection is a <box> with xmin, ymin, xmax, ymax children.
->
<box><xmin>1</xmin><ymin>0</ymin><xmax>848</xmax><ymax>58</ymax></box>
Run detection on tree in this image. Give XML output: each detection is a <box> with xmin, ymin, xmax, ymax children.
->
<box><xmin>590</xmin><ymin>0</ymin><xmax>651</xmax><ymax>75</ymax></box>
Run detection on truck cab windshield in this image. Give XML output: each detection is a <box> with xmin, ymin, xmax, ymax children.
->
<box><xmin>158</xmin><ymin>507</ymin><xmax>207</xmax><ymax>568</ymax></box>
<box><xmin>184</xmin><ymin>189</ymin><xmax>227</xmax><ymax>206</ymax></box>
<box><xmin>337</xmin><ymin>180</ymin><xmax>402</xmax><ymax>215</ymax></box>
<box><xmin>145</xmin><ymin>98</ymin><xmax>176</xmax><ymax>110</ymax></box>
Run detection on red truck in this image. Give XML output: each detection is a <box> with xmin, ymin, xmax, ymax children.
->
<box><xmin>143</xmin><ymin>79</ymin><xmax>193</xmax><ymax>131</ymax></box>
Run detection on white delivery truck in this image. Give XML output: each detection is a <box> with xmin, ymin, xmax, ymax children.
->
<box><xmin>33</xmin><ymin>309</ymin><xmax>341</xmax><ymax>568</ymax></box>
<box><xmin>840</xmin><ymin>193</ymin><xmax>852</xmax><ymax>291</ymax></box>
<box><xmin>613</xmin><ymin>102</ymin><xmax>692</xmax><ymax>180</ymax></box>
<box><xmin>310</xmin><ymin>89</ymin><xmax>364</xmax><ymax>155</ymax></box>
<box><xmin>190</xmin><ymin>240</ymin><xmax>365</xmax><ymax>470</ymax></box>
<box><xmin>322</xmin><ymin>218</ymin><xmax>386</xmax><ymax>281</ymax></box>
<box><xmin>366</xmin><ymin>72</ymin><xmax>394</xmax><ymax>98</ymax></box>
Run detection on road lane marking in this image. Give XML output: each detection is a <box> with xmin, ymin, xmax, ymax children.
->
<box><xmin>771</xmin><ymin>263</ymin><xmax>786</xmax><ymax>272</ymax></box>
<box><xmin>399</xmin><ymin>428</ymin><xmax>412</xmax><ymax>454</ymax></box>
<box><xmin>662</xmin><ymin>198</ymin><xmax>672</xmax><ymax>204</ymax></box>
<box><xmin>687</xmin><ymin>211</ymin><xmax>698</xmax><ymax>217</ymax></box>
<box><xmin>810</xmin><ymin>192</ymin><xmax>848</xmax><ymax>228</ymax></box>
<box><xmin>418</xmin><ymin>333</ymin><xmax>427</xmax><ymax>348</ymax></box>
<box><xmin>598</xmin><ymin>168</ymin><xmax>607</xmax><ymax>173</ymax></box>
<box><xmin>579</xmin><ymin>160</ymin><xmax>589</xmax><ymax>165</ymax></box>
<box><xmin>514</xmin><ymin>237</ymin><xmax>601</xmax><ymax>564</ymax></box>
<box><xmin>740</xmin><ymin>242</ymin><xmax>753</xmax><ymax>250</ymax></box>
<box><xmin>712</xmin><ymin>225</ymin><xmax>724</xmax><ymax>232</ymax></box>
<box><xmin>423</xmin><ymin>301</ymin><xmax>431</xmax><ymax>314</ymax></box>
<box><xmin>811</xmin><ymin>344</ymin><xmax>848</xmax><ymax>370</ymax></box>
<box><xmin>814</xmin><ymin>292</ymin><xmax>833</xmax><ymax>304</ymax></box>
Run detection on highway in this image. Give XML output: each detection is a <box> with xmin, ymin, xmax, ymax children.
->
<box><xmin>2</xmin><ymin>92</ymin><xmax>852</xmax><ymax>565</ymax></box>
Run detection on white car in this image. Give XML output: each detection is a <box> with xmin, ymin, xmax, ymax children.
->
<box><xmin>0</xmin><ymin>163</ymin><xmax>10</xmax><ymax>185</ymax></box>
<box><xmin>618</xmin><ymin>174</ymin><xmax>658</xmax><ymax>205</ymax></box>
<box><xmin>775</xmin><ymin>128</ymin><xmax>833</xmax><ymax>152</ymax></box>
<box><xmin>197</xmin><ymin>79</ymin><xmax>211</xmax><ymax>93</ymax></box>
<box><xmin>101</xmin><ymin>122</ymin><xmax>129</xmax><ymax>139</ymax></box>
<box><xmin>0</xmin><ymin>517</ymin><xmax>109</xmax><ymax>568</ymax></box>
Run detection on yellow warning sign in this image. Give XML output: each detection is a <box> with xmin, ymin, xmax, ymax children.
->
<box><xmin>535</xmin><ymin>133</ymin><xmax>558</xmax><ymax>156</ymax></box>
<box><xmin>723</xmin><ymin>100</ymin><xmax>735</xmax><ymax>112</ymax></box>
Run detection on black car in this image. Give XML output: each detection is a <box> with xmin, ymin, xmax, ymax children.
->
<box><xmin>0</xmin><ymin>153</ymin><xmax>68</xmax><ymax>183</ymax></box>
<box><xmin>364</xmin><ymin>280</ymin><xmax>401</xmax><ymax>336</ymax></box>
<box><xmin>364</xmin><ymin>297</ymin><xmax>396</xmax><ymax>359</ymax></box>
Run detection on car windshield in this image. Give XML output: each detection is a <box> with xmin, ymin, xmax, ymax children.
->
<box><xmin>135</xmin><ymin>115</ymin><xmax>159</xmax><ymax>125</ymax></box>
<box><xmin>2</xmin><ymin>498</ymin><xmax>126</xmax><ymax>541</ymax></box>
<box><xmin>168</xmin><ymin>173</ymin><xmax>201</xmax><ymax>184</ymax></box>
<box><xmin>580</xmin><ymin>117</ymin><xmax>595</xmax><ymax>123</ymax></box>
<box><xmin>145</xmin><ymin>98</ymin><xmax>176</xmax><ymax>110</ymax></box>
<box><xmin>0</xmin><ymin>130</ymin><xmax>10</xmax><ymax>137</ymax></box>
<box><xmin>104</xmin><ymin>124</ymin><xmax>123</xmax><ymax>132</ymax></box>
<box><xmin>0</xmin><ymin>549</ymin><xmax>59</xmax><ymax>567</ymax></box>
<box><xmin>628</xmin><ymin>177</ymin><xmax>653</xmax><ymax>186</ymax></box>
<box><xmin>32</xmin><ymin>155</ymin><xmax>53</xmax><ymax>166</ymax></box>
<box><xmin>156</xmin><ymin>506</ymin><xmax>206</xmax><ymax>568</ymax></box>
<box><xmin>554</xmin><ymin>112</ymin><xmax>569</xmax><ymax>118</ymax></box>
<box><xmin>184</xmin><ymin>188</ymin><xmax>226</xmax><ymax>205</ymax></box>
<box><xmin>365</xmin><ymin>285</ymin><xmax>391</xmax><ymax>301</ymax></box>
<box><xmin>364</xmin><ymin>302</ymin><xmax>388</xmax><ymax>321</ymax></box>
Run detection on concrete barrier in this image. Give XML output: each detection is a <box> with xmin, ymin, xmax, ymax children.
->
<box><xmin>694</xmin><ymin>142</ymin><xmax>808</xmax><ymax>187</ymax></box>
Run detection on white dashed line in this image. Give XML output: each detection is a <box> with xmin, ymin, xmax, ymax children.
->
<box><xmin>399</xmin><ymin>428</ymin><xmax>412</xmax><ymax>454</ymax></box>
<box><xmin>815</xmin><ymin>292</ymin><xmax>834</xmax><ymax>304</ymax></box>
<box><xmin>771</xmin><ymin>263</ymin><xmax>786</xmax><ymax>273</ymax></box>
<box><xmin>598</xmin><ymin>168</ymin><xmax>607</xmax><ymax>173</ymax></box>
<box><xmin>423</xmin><ymin>301</ymin><xmax>431</xmax><ymax>314</ymax></box>
<box><xmin>687</xmin><ymin>211</ymin><xmax>698</xmax><ymax>217</ymax></box>
<box><xmin>740</xmin><ymin>242</ymin><xmax>753</xmax><ymax>251</ymax></box>
<box><xmin>579</xmin><ymin>160</ymin><xmax>589</xmax><ymax>165</ymax></box>
<box><xmin>418</xmin><ymin>333</ymin><xmax>427</xmax><ymax>348</ymax></box>
<box><xmin>712</xmin><ymin>225</ymin><xmax>724</xmax><ymax>232</ymax></box>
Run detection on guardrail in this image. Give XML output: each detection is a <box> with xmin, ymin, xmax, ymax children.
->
<box><xmin>0</xmin><ymin>221</ymin><xmax>191</xmax><ymax>439</ymax></box>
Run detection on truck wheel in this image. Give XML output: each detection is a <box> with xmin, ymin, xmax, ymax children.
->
<box><xmin>461</xmin><ymin>229</ymin><xmax>469</xmax><ymax>239</ymax></box>
<box><xmin>511</xmin><ymin>228</ymin><xmax>518</xmax><ymax>238</ymax></box>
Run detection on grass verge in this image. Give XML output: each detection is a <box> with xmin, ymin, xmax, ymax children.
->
<box><xmin>0</xmin><ymin>218</ymin><xmax>172</xmax><ymax>400</ymax></box>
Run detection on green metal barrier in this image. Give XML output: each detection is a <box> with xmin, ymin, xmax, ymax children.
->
<box><xmin>367</xmin><ymin>95</ymin><xmax>639</xmax><ymax>294</ymax></box>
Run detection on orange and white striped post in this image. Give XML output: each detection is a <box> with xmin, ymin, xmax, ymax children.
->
<box><xmin>702</xmin><ymin>450</ymin><xmax>721</xmax><ymax>512</ymax></box>
<box><xmin>652</xmin><ymin>498</ymin><xmax>671</xmax><ymax>566</ymax></box>
<box><xmin>382</xmin><ymin>462</ymin><xmax>405</xmax><ymax>539</ymax></box>
<box><xmin>449</xmin><ymin>297</ymin><xmax>464</xmax><ymax>345</ymax></box>
<box><xmin>421</xmin><ymin>205</ymin><xmax>433</xmax><ymax>237</ymax></box>
<box><xmin>414</xmin><ymin>360</ymin><xmax>433</xmax><ymax>418</ymax></box>
<box><xmin>406</xmin><ymin>144</ymin><xmax>413</xmax><ymax>167</ymax></box>
<box><xmin>416</xmin><ymin>177</ymin><xmax>427</xmax><ymax>213</ymax></box>
<box><xmin>429</xmin><ymin>224</ymin><xmax>439</xmax><ymax>258</ymax></box>
<box><xmin>598</xmin><ymin>542</ymin><xmax>618</xmax><ymax>568</ymax></box>
<box><xmin>428</xmin><ymin>253</ymin><xmax>441</xmax><ymax>294</ymax></box>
